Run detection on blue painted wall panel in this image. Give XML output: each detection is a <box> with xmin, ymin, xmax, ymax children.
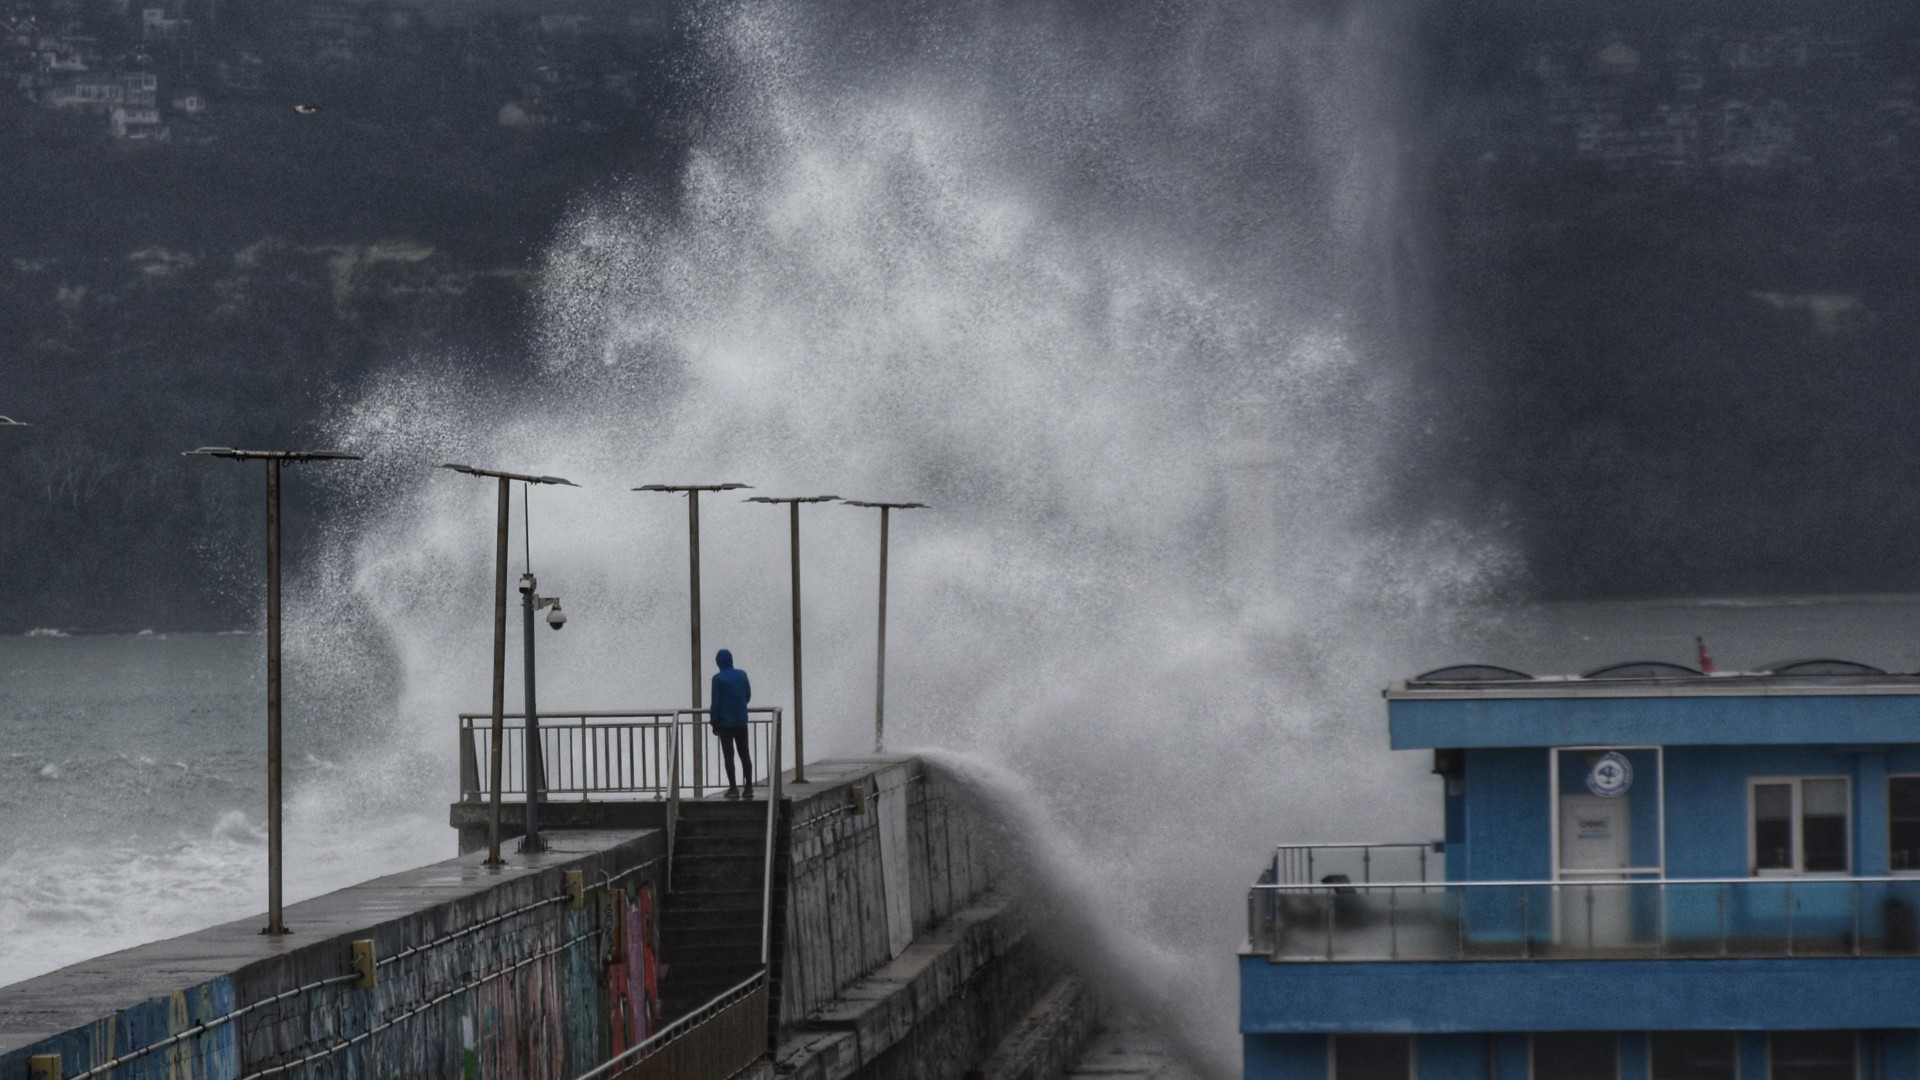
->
<box><xmin>1241</xmin><ymin>956</ymin><xmax>1920</xmax><ymax>1034</ymax></box>
<box><xmin>1419</xmin><ymin>1035</ymin><xmax>1488</xmax><ymax>1080</ymax></box>
<box><xmin>1245</xmin><ymin>1034</ymin><xmax>1326</xmax><ymax>1080</ymax></box>
<box><xmin>1391</xmin><ymin>695</ymin><xmax>1920</xmax><ymax>750</ymax></box>
<box><xmin>1450</xmin><ymin>741</ymin><xmax>1901</xmax><ymax>885</ymax></box>
<box><xmin>1464</xmin><ymin>749</ymin><xmax>1551</xmax><ymax>882</ymax></box>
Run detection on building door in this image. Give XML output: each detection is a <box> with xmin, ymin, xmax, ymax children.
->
<box><xmin>1559</xmin><ymin>793</ymin><xmax>1632</xmax><ymax>946</ymax></box>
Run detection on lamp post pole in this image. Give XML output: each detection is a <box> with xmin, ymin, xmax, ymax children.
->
<box><xmin>744</xmin><ymin>495</ymin><xmax>837</xmax><ymax>785</ymax></box>
<box><xmin>838</xmin><ymin>500</ymin><xmax>928</xmax><ymax>754</ymax></box>
<box><xmin>636</xmin><ymin>483</ymin><xmax>750</xmax><ymax>795</ymax></box>
<box><xmin>441</xmin><ymin>465</ymin><xmax>577</xmax><ymax>865</ymax></box>
<box><xmin>186</xmin><ymin>447</ymin><xmax>362</xmax><ymax>935</ymax></box>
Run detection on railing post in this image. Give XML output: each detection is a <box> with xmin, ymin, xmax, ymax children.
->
<box><xmin>1786</xmin><ymin>881</ymin><xmax>1795</xmax><ymax>956</ymax></box>
<box><xmin>761</xmin><ymin>708</ymin><xmax>783</xmax><ymax>967</ymax></box>
<box><xmin>1853</xmin><ymin>882</ymin><xmax>1862</xmax><ymax>956</ymax></box>
<box><xmin>1389</xmin><ymin>888</ymin><xmax>1399</xmax><ymax>960</ymax></box>
<box><xmin>1455</xmin><ymin>888</ymin><xmax>1466</xmax><ymax>959</ymax></box>
<box><xmin>1363</xmin><ymin>847</ymin><xmax>1372</xmax><ymax>884</ymax></box>
<box><xmin>1657</xmin><ymin>881</ymin><xmax>1666</xmax><ymax>957</ymax></box>
<box><xmin>1521</xmin><ymin>887</ymin><xmax>1531</xmax><ymax>959</ymax></box>
<box><xmin>1420</xmin><ymin>845</ymin><xmax>1428</xmax><ymax>883</ymax></box>
<box><xmin>1718</xmin><ymin>884</ymin><xmax>1728</xmax><ymax>956</ymax></box>
<box><xmin>667</xmin><ymin>716</ymin><xmax>681</xmax><ymax>892</ymax></box>
<box><xmin>458</xmin><ymin>719</ymin><xmax>479</xmax><ymax>802</ymax></box>
<box><xmin>1324</xmin><ymin>887</ymin><xmax>1334</xmax><ymax>961</ymax></box>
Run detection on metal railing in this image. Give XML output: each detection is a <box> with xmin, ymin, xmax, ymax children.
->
<box><xmin>575</xmin><ymin>971</ymin><xmax>768</xmax><ymax>1080</ymax></box>
<box><xmin>1271</xmin><ymin>842</ymin><xmax>1443</xmax><ymax>886</ymax></box>
<box><xmin>459</xmin><ymin>708</ymin><xmax>788</xmax><ymax>801</ymax></box>
<box><xmin>574</xmin><ymin>708</ymin><xmax>784</xmax><ymax>1080</ymax></box>
<box><xmin>1247</xmin><ymin>876</ymin><xmax>1920</xmax><ymax>962</ymax></box>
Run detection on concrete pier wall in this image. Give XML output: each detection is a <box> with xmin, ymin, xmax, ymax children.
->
<box><xmin>775</xmin><ymin>758</ymin><xmax>1002</xmax><ymax>1028</ymax></box>
<box><xmin>3</xmin><ymin>756</ymin><xmax>1086</xmax><ymax>1080</ymax></box>
<box><xmin>0</xmin><ymin>831</ymin><xmax>665</xmax><ymax>1080</ymax></box>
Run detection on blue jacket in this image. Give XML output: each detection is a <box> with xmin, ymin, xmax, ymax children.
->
<box><xmin>710</xmin><ymin>649</ymin><xmax>751</xmax><ymax>729</ymax></box>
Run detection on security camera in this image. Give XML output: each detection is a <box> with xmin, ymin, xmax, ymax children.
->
<box><xmin>546</xmin><ymin>601</ymin><xmax>567</xmax><ymax>630</ymax></box>
<box><xmin>518</xmin><ymin>573</ymin><xmax>536</xmax><ymax>594</ymax></box>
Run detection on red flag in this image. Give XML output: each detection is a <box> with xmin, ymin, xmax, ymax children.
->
<box><xmin>1696</xmin><ymin>636</ymin><xmax>1715</xmax><ymax>674</ymax></box>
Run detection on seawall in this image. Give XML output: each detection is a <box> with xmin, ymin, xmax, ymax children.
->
<box><xmin>1</xmin><ymin>756</ymin><xmax>1100</xmax><ymax>1080</ymax></box>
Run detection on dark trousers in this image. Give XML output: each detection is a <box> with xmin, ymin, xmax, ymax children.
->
<box><xmin>715</xmin><ymin>726</ymin><xmax>752</xmax><ymax>788</ymax></box>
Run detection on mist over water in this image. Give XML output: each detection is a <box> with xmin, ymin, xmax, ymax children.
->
<box><xmin>323</xmin><ymin>0</ymin><xmax>1501</xmax><ymax>1070</ymax></box>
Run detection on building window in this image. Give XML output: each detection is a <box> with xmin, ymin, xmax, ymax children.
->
<box><xmin>1890</xmin><ymin>776</ymin><xmax>1920</xmax><ymax>871</ymax></box>
<box><xmin>1770</xmin><ymin>1032</ymin><xmax>1855</xmax><ymax>1080</ymax></box>
<box><xmin>1751</xmin><ymin>777</ymin><xmax>1850</xmax><ymax>874</ymax></box>
<box><xmin>1534</xmin><ymin>1033</ymin><xmax>1617</xmax><ymax>1080</ymax></box>
<box><xmin>1652</xmin><ymin>1032</ymin><xmax>1737</xmax><ymax>1080</ymax></box>
<box><xmin>1333</xmin><ymin>1036</ymin><xmax>1412</xmax><ymax>1080</ymax></box>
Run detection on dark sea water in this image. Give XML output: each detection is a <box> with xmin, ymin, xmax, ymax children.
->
<box><xmin>0</xmin><ymin>632</ymin><xmax>446</xmax><ymax>986</ymax></box>
<box><xmin>4</xmin><ymin>596</ymin><xmax>1913</xmax><ymax>990</ymax></box>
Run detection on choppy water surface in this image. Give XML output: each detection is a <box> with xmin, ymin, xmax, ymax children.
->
<box><xmin>7</xmin><ymin>598</ymin><xmax>1915</xmax><ymax>1011</ymax></box>
<box><xmin>0</xmin><ymin>633</ymin><xmax>445</xmax><ymax>987</ymax></box>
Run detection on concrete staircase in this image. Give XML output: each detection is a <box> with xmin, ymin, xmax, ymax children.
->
<box><xmin>660</xmin><ymin>799</ymin><xmax>779</xmax><ymax>1020</ymax></box>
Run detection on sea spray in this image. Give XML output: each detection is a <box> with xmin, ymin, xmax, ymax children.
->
<box><xmin>311</xmin><ymin>0</ymin><xmax>1505</xmax><ymax>1066</ymax></box>
<box><xmin>918</xmin><ymin>746</ymin><xmax>1240</xmax><ymax>1080</ymax></box>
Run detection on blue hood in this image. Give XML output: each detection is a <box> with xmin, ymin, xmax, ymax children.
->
<box><xmin>716</xmin><ymin>649</ymin><xmax>734</xmax><ymax>669</ymax></box>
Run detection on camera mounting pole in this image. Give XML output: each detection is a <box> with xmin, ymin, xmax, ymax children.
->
<box><xmin>441</xmin><ymin>464</ymin><xmax>577</xmax><ymax>865</ymax></box>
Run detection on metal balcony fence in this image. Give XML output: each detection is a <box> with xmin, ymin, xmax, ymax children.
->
<box><xmin>1271</xmin><ymin>842</ymin><xmax>1445</xmax><ymax>886</ymax></box>
<box><xmin>1247</xmin><ymin>876</ymin><xmax>1920</xmax><ymax>961</ymax></box>
<box><xmin>458</xmin><ymin>708</ymin><xmax>788</xmax><ymax>801</ymax></box>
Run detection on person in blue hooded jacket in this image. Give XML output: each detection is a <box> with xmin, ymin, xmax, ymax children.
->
<box><xmin>710</xmin><ymin>649</ymin><xmax>753</xmax><ymax>798</ymax></box>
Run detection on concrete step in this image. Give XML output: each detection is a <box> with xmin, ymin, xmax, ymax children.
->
<box><xmin>673</xmin><ymin>833</ymin><xmax>767</xmax><ymax>855</ymax></box>
<box><xmin>662</xmin><ymin>940</ymin><xmax>763</xmax><ymax>970</ymax></box>
<box><xmin>666</xmin><ymin>907</ymin><xmax>765</xmax><ymax>932</ymax></box>
<box><xmin>680</xmin><ymin>801</ymin><xmax>770</xmax><ymax>822</ymax></box>
<box><xmin>665</xmin><ymin>887</ymin><xmax>765</xmax><ymax>911</ymax></box>
<box><xmin>670</xmin><ymin>861</ymin><xmax>765</xmax><ymax>892</ymax></box>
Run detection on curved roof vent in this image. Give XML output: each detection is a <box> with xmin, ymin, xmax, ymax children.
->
<box><xmin>1414</xmin><ymin>664</ymin><xmax>1534</xmax><ymax>682</ymax></box>
<box><xmin>1582</xmin><ymin>661</ymin><xmax>1704</xmax><ymax>679</ymax></box>
<box><xmin>1763</xmin><ymin>659</ymin><xmax>1887</xmax><ymax>676</ymax></box>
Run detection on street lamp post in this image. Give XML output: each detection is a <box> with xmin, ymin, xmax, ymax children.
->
<box><xmin>743</xmin><ymin>495</ymin><xmax>838</xmax><ymax>785</ymax></box>
<box><xmin>441</xmin><ymin>464</ymin><xmax>577</xmax><ymax>866</ymax></box>
<box><xmin>185</xmin><ymin>447</ymin><xmax>362</xmax><ymax>936</ymax></box>
<box><xmin>838</xmin><ymin>500</ymin><xmax>928</xmax><ymax>754</ymax></box>
<box><xmin>635</xmin><ymin>482</ymin><xmax>749</xmax><ymax>795</ymax></box>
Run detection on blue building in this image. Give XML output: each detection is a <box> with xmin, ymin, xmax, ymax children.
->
<box><xmin>1243</xmin><ymin>660</ymin><xmax>1920</xmax><ymax>1080</ymax></box>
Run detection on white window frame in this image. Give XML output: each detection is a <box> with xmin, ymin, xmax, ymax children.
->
<box><xmin>1887</xmin><ymin>774</ymin><xmax>1920</xmax><ymax>875</ymax></box>
<box><xmin>1748</xmin><ymin>775</ymin><xmax>1852</xmax><ymax>876</ymax></box>
<box><xmin>1327</xmin><ymin>1035</ymin><xmax>1416</xmax><ymax>1080</ymax></box>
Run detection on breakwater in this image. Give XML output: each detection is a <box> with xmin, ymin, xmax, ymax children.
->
<box><xmin>1</xmin><ymin>757</ymin><xmax>1096</xmax><ymax>1080</ymax></box>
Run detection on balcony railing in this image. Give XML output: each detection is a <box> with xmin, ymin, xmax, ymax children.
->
<box><xmin>458</xmin><ymin>708</ymin><xmax>788</xmax><ymax>801</ymax></box>
<box><xmin>1247</xmin><ymin>876</ymin><xmax>1920</xmax><ymax>961</ymax></box>
<box><xmin>1271</xmin><ymin>842</ymin><xmax>1444</xmax><ymax>886</ymax></box>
